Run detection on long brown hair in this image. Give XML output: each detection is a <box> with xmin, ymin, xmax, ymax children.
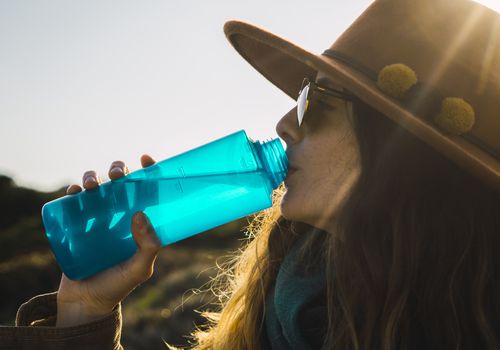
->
<box><xmin>170</xmin><ymin>99</ymin><xmax>500</xmax><ymax>349</ymax></box>
<box><xmin>328</xmin><ymin>100</ymin><xmax>500</xmax><ymax>349</ymax></box>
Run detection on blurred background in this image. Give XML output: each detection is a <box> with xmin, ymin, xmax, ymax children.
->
<box><xmin>1</xmin><ymin>0</ymin><xmax>498</xmax><ymax>348</ymax></box>
<box><xmin>0</xmin><ymin>174</ymin><xmax>250</xmax><ymax>348</ymax></box>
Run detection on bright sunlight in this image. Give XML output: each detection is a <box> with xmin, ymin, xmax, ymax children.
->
<box><xmin>475</xmin><ymin>0</ymin><xmax>500</xmax><ymax>13</ymax></box>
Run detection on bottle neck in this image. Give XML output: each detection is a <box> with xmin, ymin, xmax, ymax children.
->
<box><xmin>252</xmin><ymin>138</ymin><xmax>288</xmax><ymax>189</ymax></box>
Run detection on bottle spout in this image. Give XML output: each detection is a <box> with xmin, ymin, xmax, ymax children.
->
<box><xmin>253</xmin><ymin>138</ymin><xmax>289</xmax><ymax>189</ymax></box>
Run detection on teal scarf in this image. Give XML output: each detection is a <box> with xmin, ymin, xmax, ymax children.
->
<box><xmin>262</xmin><ymin>235</ymin><xmax>327</xmax><ymax>349</ymax></box>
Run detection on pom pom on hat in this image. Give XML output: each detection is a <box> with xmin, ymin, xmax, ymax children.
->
<box><xmin>377</xmin><ymin>63</ymin><xmax>418</xmax><ymax>99</ymax></box>
<box><xmin>434</xmin><ymin>97</ymin><xmax>475</xmax><ymax>135</ymax></box>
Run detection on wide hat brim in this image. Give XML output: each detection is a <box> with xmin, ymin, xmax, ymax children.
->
<box><xmin>223</xmin><ymin>19</ymin><xmax>500</xmax><ymax>192</ymax></box>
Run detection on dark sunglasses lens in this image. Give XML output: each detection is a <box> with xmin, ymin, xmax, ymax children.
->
<box><xmin>297</xmin><ymin>84</ymin><xmax>310</xmax><ymax>127</ymax></box>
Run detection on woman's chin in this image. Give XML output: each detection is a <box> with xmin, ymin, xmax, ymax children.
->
<box><xmin>279</xmin><ymin>191</ymin><xmax>326</xmax><ymax>229</ymax></box>
<box><xmin>279</xmin><ymin>190</ymin><xmax>306</xmax><ymax>221</ymax></box>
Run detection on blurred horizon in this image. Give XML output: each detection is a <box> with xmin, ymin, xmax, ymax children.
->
<box><xmin>1</xmin><ymin>0</ymin><xmax>498</xmax><ymax>192</ymax></box>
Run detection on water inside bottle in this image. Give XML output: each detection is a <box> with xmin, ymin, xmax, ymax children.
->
<box><xmin>45</xmin><ymin>169</ymin><xmax>273</xmax><ymax>278</ymax></box>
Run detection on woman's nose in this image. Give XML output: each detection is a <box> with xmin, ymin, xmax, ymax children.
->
<box><xmin>276</xmin><ymin>107</ymin><xmax>301</xmax><ymax>145</ymax></box>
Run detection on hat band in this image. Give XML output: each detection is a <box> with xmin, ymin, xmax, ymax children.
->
<box><xmin>321</xmin><ymin>49</ymin><xmax>500</xmax><ymax>161</ymax></box>
<box><xmin>322</xmin><ymin>49</ymin><xmax>378</xmax><ymax>81</ymax></box>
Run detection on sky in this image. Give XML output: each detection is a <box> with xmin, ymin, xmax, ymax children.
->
<box><xmin>1</xmin><ymin>0</ymin><xmax>499</xmax><ymax>192</ymax></box>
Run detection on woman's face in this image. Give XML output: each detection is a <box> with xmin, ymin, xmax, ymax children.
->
<box><xmin>275</xmin><ymin>71</ymin><xmax>361</xmax><ymax>233</ymax></box>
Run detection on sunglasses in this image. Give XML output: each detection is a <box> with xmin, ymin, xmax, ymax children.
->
<box><xmin>296</xmin><ymin>77</ymin><xmax>354</xmax><ymax>127</ymax></box>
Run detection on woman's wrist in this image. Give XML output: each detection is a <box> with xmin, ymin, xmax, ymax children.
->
<box><xmin>56</xmin><ymin>300</ymin><xmax>115</xmax><ymax>327</ymax></box>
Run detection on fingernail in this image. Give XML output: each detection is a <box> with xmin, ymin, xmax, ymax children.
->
<box><xmin>134</xmin><ymin>212</ymin><xmax>145</xmax><ymax>226</ymax></box>
<box><xmin>110</xmin><ymin>167</ymin><xmax>124</xmax><ymax>175</ymax></box>
<box><xmin>84</xmin><ymin>176</ymin><xmax>95</xmax><ymax>185</ymax></box>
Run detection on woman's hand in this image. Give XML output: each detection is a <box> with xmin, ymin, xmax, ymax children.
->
<box><xmin>56</xmin><ymin>154</ymin><xmax>162</xmax><ymax>327</ymax></box>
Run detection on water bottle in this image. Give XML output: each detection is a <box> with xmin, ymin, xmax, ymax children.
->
<box><xmin>41</xmin><ymin>130</ymin><xmax>288</xmax><ymax>280</ymax></box>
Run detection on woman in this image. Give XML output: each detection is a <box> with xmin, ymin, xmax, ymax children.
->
<box><xmin>4</xmin><ymin>0</ymin><xmax>500</xmax><ymax>348</ymax></box>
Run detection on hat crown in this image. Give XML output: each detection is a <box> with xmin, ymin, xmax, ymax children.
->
<box><xmin>329</xmin><ymin>0</ymin><xmax>500</xmax><ymax>157</ymax></box>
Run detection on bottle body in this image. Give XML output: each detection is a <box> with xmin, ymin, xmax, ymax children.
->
<box><xmin>41</xmin><ymin>130</ymin><xmax>288</xmax><ymax>280</ymax></box>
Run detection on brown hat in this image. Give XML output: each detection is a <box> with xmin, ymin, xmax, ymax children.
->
<box><xmin>224</xmin><ymin>0</ymin><xmax>500</xmax><ymax>192</ymax></box>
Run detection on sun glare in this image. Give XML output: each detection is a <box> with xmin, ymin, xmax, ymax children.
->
<box><xmin>475</xmin><ymin>0</ymin><xmax>500</xmax><ymax>13</ymax></box>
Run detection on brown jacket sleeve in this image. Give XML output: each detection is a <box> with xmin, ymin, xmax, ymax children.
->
<box><xmin>0</xmin><ymin>292</ymin><xmax>123</xmax><ymax>350</ymax></box>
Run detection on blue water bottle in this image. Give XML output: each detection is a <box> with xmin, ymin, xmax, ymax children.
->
<box><xmin>41</xmin><ymin>130</ymin><xmax>288</xmax><ymax>280</ymax></box>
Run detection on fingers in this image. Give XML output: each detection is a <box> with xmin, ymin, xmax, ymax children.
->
<box><xmin>66</xmin><ymin>184</ymin><xmax>82</xmax><ymax>195</ymax></box>
<box><xmin>67</xmin><ymin>170</ymin><xmax>101</xmax><ymax>194</ymax></box>
<box><xmin>83</xmin><ymin>170</ymin><xmax>102</xmax><ymax>190</ymax></box>
<box><xmin>67</xmin><ymin>154</ymin><xmax>155</xmax><ymax>196</ymax></box>
<box><xmin>126</xmin><ymin>212</ymin><xmax>161</xmax><ymax>284</ymax></box>
<box><xmin>108</xmin><ymin>160</ymin><xmax>129</xmax><ymax>180</ymax></box>
<box><xmin>109</xmin><ymin>155</ymin><xmax>155</xmax><ymax>179</ymax></box>
<box><xmin>140</xmin><ymin>154</ymin><xmax>156</xmax><ymax>168</ymax></box>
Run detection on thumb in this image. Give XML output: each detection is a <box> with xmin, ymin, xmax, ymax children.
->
<box><xmin>126</xmin><ymin>211</ymin><xmax>161</xmax><ymax>283</ymax></box>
